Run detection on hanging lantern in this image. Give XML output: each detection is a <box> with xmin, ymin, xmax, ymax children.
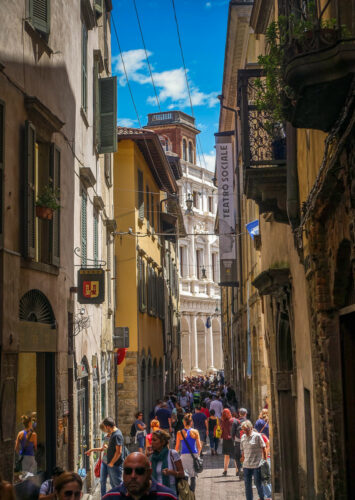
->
<box><xmin>116</xmin><ymin>348</ymin><xmax>127</xmax><ymax>365</ymax></box>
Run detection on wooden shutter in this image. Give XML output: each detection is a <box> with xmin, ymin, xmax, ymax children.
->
<box><xmin>151</xmin><ymin>193</ymin><xmax>154</xmax><ymax>231</ymax></box>
<box><xmin>82</xmin><ymin>24</ymin><xmax>88</xmax><ymax>112</ymax></box>
<box><xmin>29</xmin><ymin>0</ymin><xmax>50</xmax><ymax>35</ymax></box>
<box><xmin>138</xmin><ymin>170</ymin><xmax>144</xmax><ymax>220</ymax></box>
<box><xmin>98</xmin><ymin>76</ymin><xmax>117</xmax><ymax>154</ymax></box>
<box><xmin>94</xmin><ymin>0</ymin><xmax>103</xmax><ymax>16</ymax></box>
<box><xmin>24</xmin><ymin>121</ymin><xmax>36</xmax><ymax>259</ymax></box>
<box><xmin>50</xmin><ymin>144</ymin><xmax>60</xmax><ymax>266</ymax></box>
<box><xmin>146</xmin><ymin>186</ymin><xmax>150</xmax><ymax>229</ymax></box>
<box><xmin>93</xmin><ymin>209</ymin><xmax>98</xmax><ymax>266</ymax></box>
<box><xmin>104</xmin><ymin>154</ymin><xmax>112</xmax><ymax>187</ymax></box>
<box><xmin>81</xmin><ymin>190</ymin><xmax>87</xmax><ymax>266</ymax></box>
<box><xmin>0</xmin><ymin>102</ymin><xmax>4</xmax><ymax>238</ymax></box>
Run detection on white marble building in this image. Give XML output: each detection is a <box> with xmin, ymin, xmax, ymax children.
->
<box><xmin>178</xmin><ymin>163</ymin><xmax>223</xmax><ymax>376</ymax></box>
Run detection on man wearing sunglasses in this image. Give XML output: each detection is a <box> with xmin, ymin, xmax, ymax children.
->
<box><xmin>102</xmin><ymin>452</ymin><xmax>177</xmax><ymax>500</ymax></box>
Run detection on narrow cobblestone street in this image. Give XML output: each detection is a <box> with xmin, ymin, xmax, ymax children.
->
<box><xmin>92</xmin><ymin>445</ymin><xmax>246</xmax><ymax>500</ymax></box>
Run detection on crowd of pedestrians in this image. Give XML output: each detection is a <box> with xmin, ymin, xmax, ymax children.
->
<box><xmin>11</xmin><ymin>374</ymin><xmax>272</xmax><ymax>500</ymax></box>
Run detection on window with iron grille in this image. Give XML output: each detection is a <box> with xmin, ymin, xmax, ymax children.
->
<box><xmin>82</xmin><ymin>23</ymin><xmax>88</xmax><ymax>112</ymax></box>
<box><xmin>81</xmin><ymin>190</ymin><xmax>87</xmax><ymax>267</ymax></box>
<box><xmin>93</xmin><ymin>209</ymin><xmax>99</xmax><ymax>266</ymax></box>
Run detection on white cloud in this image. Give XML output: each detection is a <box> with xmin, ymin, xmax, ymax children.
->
<box><xmin>118</xmin><ymin>118</ymin><xmax>137</xmax><ymax>128</ymax></box>
<box><xmin>112</xmin><ymin>49</ymin><xmax>152</xmax><ymax>86</ymax></box>
<box><xmin>205</xmin><ymin>2</ymin><xmax>212</xmax><ymax>7</ymax></box>
<box><xmin>114</xmin><ymin>49</ymin><xmax>219</xmax><ymax>110</ymax></box>
<box><xmin>200</xmin><ymin>150</ymin><xmax>216</xmax><ymax>171</ymax></box>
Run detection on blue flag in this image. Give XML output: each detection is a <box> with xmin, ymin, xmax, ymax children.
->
<box><xmin>246</xmin><ymin>219</ymin><xmax>259</xmax><ymax>240</ymax></box>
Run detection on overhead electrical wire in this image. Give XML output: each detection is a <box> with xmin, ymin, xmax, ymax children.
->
<box><xmin>132</xmin><ymin>0</ymin><xmax>161</xmax><ymax>112</ymax></box>
<box><xmin>170</xmin><ymin>0</ymin><xmax>207</xmax><ymax>171</ymax></box>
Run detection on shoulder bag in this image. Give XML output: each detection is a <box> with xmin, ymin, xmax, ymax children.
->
<box><xmin>169</xmin><ymin>451</ymin><xmax>195</xmax><ymax>500</ymax></box>
<box><xmin>94</xmin><ymin>454</ymin><xmax>102</xmax><ymax>478</ymax></box>
<box><xmin>180</xmin><ymin>430</ymin><xmax>203</xmax><ymax>474</ymax></box>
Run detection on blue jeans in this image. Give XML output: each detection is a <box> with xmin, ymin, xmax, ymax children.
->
<box><xmin>108</xmin><ymin>464</ymin><xmax>123</xmax><ymax>488</ymax></box>
<box><xmin>262</xmin><ymin>458</ymin><xmax>272</xmax><ymax>498</ymax></box>
<box><xmin>243</xmin><ymin>467</ymin><xmax>264</xmax><ymax>500</ymax></box>
<box><xmin>199</xmin><ymin>429</ymin><xmax>206</xmax><ymax>444</ymax></box>
<box><xmin>209</xmin><ymin>432</ymin><xmax>219</xmax><ymax>450</ymax></box>
<box><xmin>137</xmin><ymin>433</ymin><xmax>145</xmax><ymax>450</ymax></box>
<box><xmin>100</xmin><ymin>461</ymin><xmax>113</xmax><ymax>497</ymax></box>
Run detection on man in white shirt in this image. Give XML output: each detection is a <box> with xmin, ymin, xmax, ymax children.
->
<box><xmin>209</xmin><ymin>395</ymin><xmax>223</xmax><ymax>419</ymax></box>
<box><xmin>240</xmin><ymin>420</ymin><xmax>267</xmax><ymax>500</ymax></box>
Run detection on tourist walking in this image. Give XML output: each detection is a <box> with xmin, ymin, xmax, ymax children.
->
<box><xmin>221</xmin><ymin>408</ymin><xmax>237</xmax><ymax>476</ymax></box>
<box><xmin>192</xmin><ymin>407</ymin><xmax>207</xmax><ymax>448</ymax></box>
<box><xmin>240</xmin><ymin>420</ymin><xmax>267</xmax><ymax>500</ymax></box>
<box><xmin>54</xmin><ymin>472</ymin><xmax>83</xmax><ymax>500</ymax></box>
<box><xmin>85</xmin><ymin>421</ymin><xmax>112</xmax><ymax>496</ymax></box>
<box><xmin>150</xmin><ymin>430</ymin><xmax>185</xmax><ymax>496</ymax></box>
<box><xmin>102</xmin><ymin>452</ymin><xmax>177</xmax><ymax>499</ymax></box>
<box><xmin>134</xmin><ymin>411</ymin><xmax>147</xmax><ymax>453</ymax></box>
<box><xmin>255</xmin><ymin>420</ymin><xmax>272</xmax><ymax>499</ymax></box>
<box><xmin>155</xmin><ymin>402</ymin><xmax>172</xmax><ymax>433</ymax></box>
<box><xmin>232</xmin><ymin>408</ymin><xmax>248</xmax><ymax>479</ymax></box>
<box><xmin>146</xmin><ymin>419</ymin><xmax>160</xmax><ymax>456</ymax></box>
<box><xmin>206</xmin><ymin>409</ymin><xmax>220</xmax><ymax>455</ymax></box>
<box><xmin>15</xmin><ymin>414</ymin><xmax>37</xmax><ymax>474</ymax></box>
<box><xmin>175</xmin><ymin>414</ymin><xmax>202</xmax><ymax>492</ymax></box>
<box><xmin>254</xmin><ymin>409</ymin><xmax>269</xmax><ymax>438</ymax></box>
<box><xmin>39</xmin><ymin>466</ymin><xmax>65</xmax><ymax>499</ymax></box>
<box><xmin>209</xmin><ymin>394</ymin><xmax>223</xmax><ymax>419</ymax></box>
<box><xmin>103</xmin><ymin>417</ymin><xmax>125</xmax><ymax>487</ymax></box>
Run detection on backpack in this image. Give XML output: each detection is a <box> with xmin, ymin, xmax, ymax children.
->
<box><xmin>130</xmin><ymin>422</ymin><xmax>137</xmax><ymax>438</ymax></box>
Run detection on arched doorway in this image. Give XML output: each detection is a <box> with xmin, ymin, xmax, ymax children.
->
<box><xmin>140</xmin><ymin>358</ymin><xmax>146</xmax><ymax>421</ymax></box>
<box><xmin>17</xmin><ymin>289</ymin><xmax>56</xmax><ymax>476</ymax></box>
<box><xmin>77</xmin><ymin>357</ymin><xmax>89</xmax><ymax>473</ymax></box>
<box><xmin>276</xmin><ymin>311</ymin><xmax>299</xmax><ymax>499</ymax></box>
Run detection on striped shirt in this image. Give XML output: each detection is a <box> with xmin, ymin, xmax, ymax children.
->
<box><xmin>102</xmin><ymin>478</ymin><xmax>177</xmax><ymax>499</ymax></box>
<box><xmin>240</xmin><ymin>430</ymin><xmax>265</xmax><ymax>469</ymax></box>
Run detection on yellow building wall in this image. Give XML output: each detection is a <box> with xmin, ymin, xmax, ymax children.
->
<box><xmin>114</xmin><ymin>140</ymin><xmax>164</xmax><ymax>383</ymax></box>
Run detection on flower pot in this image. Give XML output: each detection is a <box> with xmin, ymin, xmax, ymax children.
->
<box><xmin>36</xmin><ymin>206</ymin><xmax>54</xmax><ymax>220</ymax></box>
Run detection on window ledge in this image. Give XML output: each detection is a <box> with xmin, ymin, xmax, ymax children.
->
<box><xmin>24</xmin><ymin>20</ymin><xmax>53</xmax><ymax>57</ymax></box>
<box><xmin>21</xmin><ymin>258</ymin><xmax>59</xmax><ymax>275</ymax></box>
<box><xmin>80</xmin><ymin>107</ymin><xmax>89</xmax><ymax>128</ymax></box>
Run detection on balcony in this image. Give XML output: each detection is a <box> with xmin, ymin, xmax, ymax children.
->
<box><xmin>238</xmin><ymin>68</ymin><xmax>287</xmax><ymax>223</ymax></box>
<box><xmin>282</xmin><ymin>1</ymin><xmax>355</xmax><ymax>131</ymax></box>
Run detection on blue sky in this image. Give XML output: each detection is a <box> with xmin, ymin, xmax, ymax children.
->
<box><xmin>111</xmin><ymin>0</ymin><xmax>229</xmax><ymax>170</ymax></box>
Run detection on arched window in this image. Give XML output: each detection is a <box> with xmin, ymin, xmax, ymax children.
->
<box><xmin>188</xmin><ymin>141</ymin><xmax>193</xmax><ymax>163</ymax></box>
<box><xmin>182</xmin><ymin>139</ymin><xmax>187</xmax><ymax>161</ymax></box>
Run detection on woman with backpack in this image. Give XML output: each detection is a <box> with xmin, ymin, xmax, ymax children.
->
<box><xmin>206</xmin><ymin>409</ymin><xmax>221</xmax><ymax>455</ymax></box>
<box><xmin>132</xmin><ymin>411</ymin><xmax>147</xmax><ymax>453</ymax></box>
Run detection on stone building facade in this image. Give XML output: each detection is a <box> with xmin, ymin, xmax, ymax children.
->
<box><xmin>147</xmin><ymin>112</ymin><xmax>223</xmax><ymax>376</ymax></box>
<box><xmin>218</xmin><ymin>0</ymin><xmax>355</xmax><ymax>498</ymax></box>
<box><xmin>0</xmin><ymin>0</ymin><xmax>116</xmax><ymax>490</ymax></box>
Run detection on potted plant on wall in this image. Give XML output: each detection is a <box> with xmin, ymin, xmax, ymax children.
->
<box><xmin>35</xmin><ymin>185</ymin><xmax>60</xmax><ymax>220</ymax></box>
<box><xmin>255</xmin><ymin>3</ymin><xmax>354</xmax><ymax>131</ymax></box>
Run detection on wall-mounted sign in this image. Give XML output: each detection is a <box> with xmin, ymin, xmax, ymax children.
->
<box><xmin>215</xmin><ymin>135</ymin><xmax>238</xmax><ymax>286</ymax></box>
<box><xmin>78</xmin><ymin>268</ymin><xmax>105</xmax><ymax>304</ymax></box>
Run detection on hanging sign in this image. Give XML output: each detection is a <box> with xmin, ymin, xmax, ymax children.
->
<box><xmin>246</xmin><ymin>219</ymin><xmax>259</xmax><ymax>240</ymax></box>
<box><xmin>77</xmin><ymin>268</ymin><xmax>105</xmax><ymax>304</ymax></box>
<box><xmin>215</xmin><ymin>134</ymin><xmax>238</xmax><ymax>286</ymax></box>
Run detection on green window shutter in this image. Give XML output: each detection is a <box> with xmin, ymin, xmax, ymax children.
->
<box><xmin>94</xmin><ymin>60</ymin><xmax>100</xmax><ymax>149</ymax></box>
<box><xmin>151</xmin><ymin>193</ymin><xmax>154</xmax><ymax>230</ymax></box>
<box><xmin>0</xmin><ymin>102</ymin><xmax>4</xmax><ymax>237</ymax></box>
<box><xmin>29</xmin><ymin>0</ymin><xmax>50</xmax><ymax>36</ymax></box>
<box><xmin>82</xmin><ymin>24</ymin><xmax>88</xmax><ymax>112</ymax></box>
<box><xmin>98</xmin><ymin>76</ymin><xmax>117</xmax><ymax>154</ymax></box>
<box><xmin>81</xmin><ymin>190</ymin><xmax>87</xmax><ymax>266</ymax></box>
<box><xmin>24</xmin><ymin>121</ymin><xmax>36</xmax><ymax>259</ymax></box>
<box><xmin>146</xmin><ymin>186</ymin><xmax>150</xmax><ymax>229</ymax></box>
<box><xmin>94</xmin><ymin>209</ymin><xmax>98</xmax><ymax>266</ymax></box>
<box><xmin>142</xmin><ymin>260</ymin><xmax>147</xmax><ymax>311</ymax></box>
<box><xmin>94</xmin><ymin>0</ymin><xmax>103</xmax><ymax>16</ymax></box>
<box><xmin>50</xmin><ymin>143</ymin><xmax>60</xmax><ymax>266</ymax></box>
<box><xmin>138</xmin><ymin>170</ymin><xmax>144</xmax><ymax>220</ymax></box>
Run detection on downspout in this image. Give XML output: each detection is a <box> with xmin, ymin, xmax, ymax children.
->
<box><xmin>286</xmin><ymin>123</ymin><xmax>300</xmax><ymax>229</ymax></box>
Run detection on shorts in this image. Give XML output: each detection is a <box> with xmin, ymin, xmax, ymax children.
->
<box><xmin>136</xmin><ymin>433</ymin><xmax>145</xmax><ymax>449</ymax></box>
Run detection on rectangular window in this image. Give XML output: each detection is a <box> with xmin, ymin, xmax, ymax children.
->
<box><xmin>137</xmin><ymin>170</ymin><xmax>144</xmax><ymax>220</ymax></box>
<box><xmin>196</xmin><ymin>249</ymin><xmax>202</xmax><ymax>279</ymax></box>
<box><xmin>193</xmin><ymin>190</ymin><xmax>198</xmax><ymax>209</ymax></box>
<box><xmin>179</xmin><ymin>246</ymin><xmax>185</xmax><ymax>278</ymax></box>
<box><xmin>212</xmin><ymin>253</ymin><xmax>216</xmax><ymax>282</ymax></box>
<box><xmin>81</xmin><ymin>190</ymin><xmax>87</xmax><ymax>266</ymax></box>
<box><xmin>82</xmin><ymin>23</ymin><xmax>88</xmax><ymax>112</ymax></box>
<box><xmin>208</xmin><ymin>196</ymin><xmax>213</xmax><ymax>213</ymax></box>
<box><xmin>138</xmin><ymin>255</ymin><xmax>147</xmax><ymax>313</ymax></box>
<box><xmin>93</xmin><ymin>209</ymin><xmax>99</xmax><ymax>266</ymax></box>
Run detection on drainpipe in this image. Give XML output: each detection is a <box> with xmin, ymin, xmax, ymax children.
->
<box><xmin>286</xmin><ymin>123</ymin><xmax>300</xmax><ymax>229</ymax></box>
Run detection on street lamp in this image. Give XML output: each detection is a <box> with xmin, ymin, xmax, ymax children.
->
<box><xmin>185</xmin><ymin>193</ymin><xmax>194</xmax><ymax>215</ymax></box>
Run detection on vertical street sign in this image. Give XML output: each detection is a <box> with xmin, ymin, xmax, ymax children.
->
<box><xmin>215</xmin><ymin>136</ymin><xmax>238</xmax><ymax>286</ymax></box>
